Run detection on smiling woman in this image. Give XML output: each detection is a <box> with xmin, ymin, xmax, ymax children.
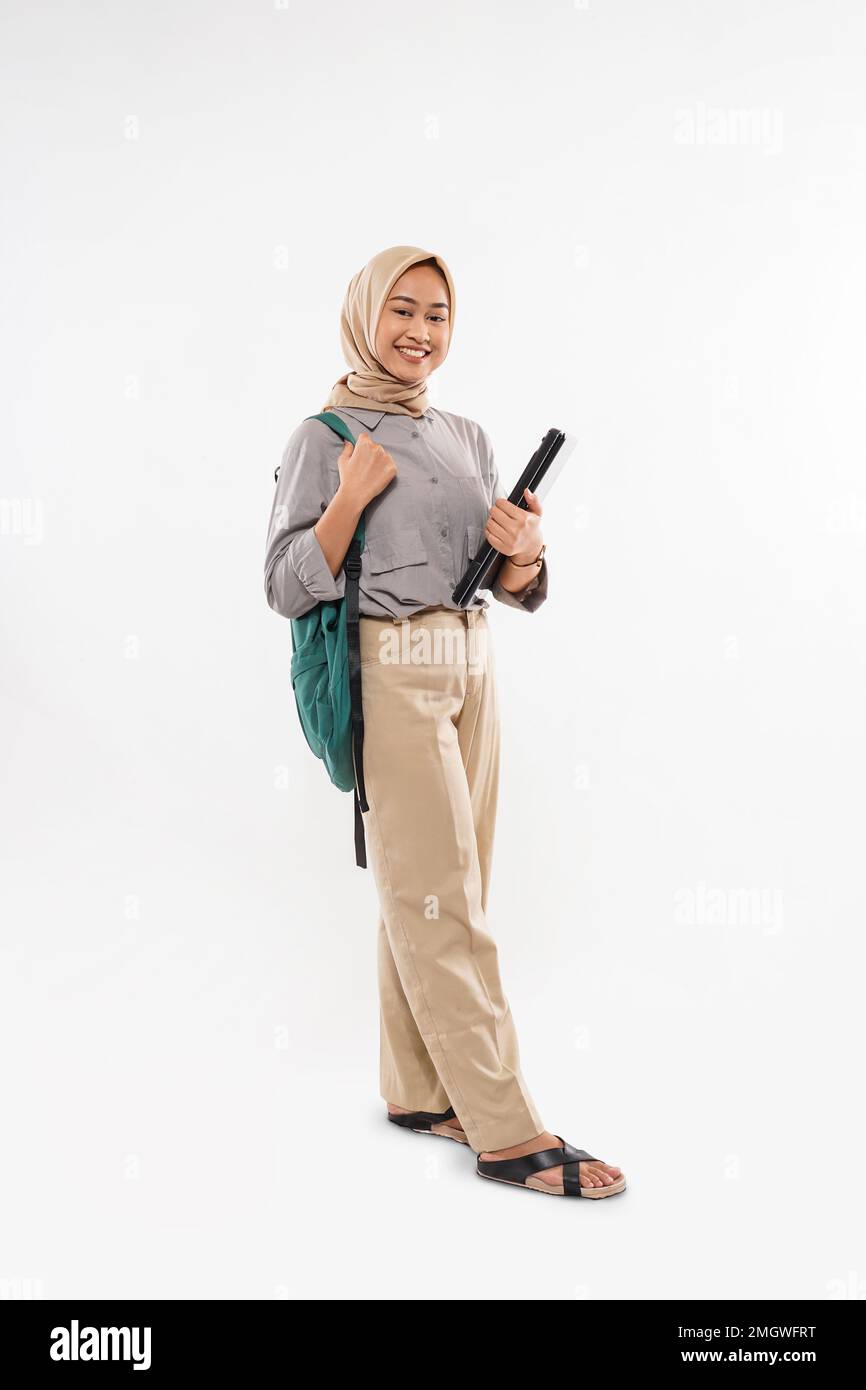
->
<box><xmin>264</xmin><ymin>243</ymin><xmax>625</xmax><ymax>1204</ymax></box>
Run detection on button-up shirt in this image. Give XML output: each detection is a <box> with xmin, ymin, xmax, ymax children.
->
<box><xmin>264</xmin><ymin>405</ymin><xmax>548</xmax><ymax>621</ymax></box>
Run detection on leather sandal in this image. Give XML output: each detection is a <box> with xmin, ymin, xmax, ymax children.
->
<box><xmin>476</xmin><ymin>1135</ymin><xmax>626</xmax><ymax>1198</ymax></box>
<box><xmin>386</xmin><ymin>1104</ymin><xmax>470</xmax><ymax>1145</ymax></box>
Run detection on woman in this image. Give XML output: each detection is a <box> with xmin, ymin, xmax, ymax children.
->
<box><xmin>264</xmin><ymin>245</ymin><xmax>625</xmax><ymax>1200</ymax></box>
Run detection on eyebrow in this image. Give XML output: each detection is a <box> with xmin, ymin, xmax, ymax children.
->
<box><xmin>388</xmin><ymin>294</ymin><xmax>450</xmax><ymax>311</ymax></box>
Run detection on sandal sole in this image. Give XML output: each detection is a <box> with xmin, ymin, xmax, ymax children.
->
<box><xmin>414</xmin><ymin>1123</ymin><xmax>470</xmax><ymax>1144</ymax></box>
<box><xmin>477</xmin><ymin>1169</ymin><xmax>626</xmax><ymax>1198</ymax></box>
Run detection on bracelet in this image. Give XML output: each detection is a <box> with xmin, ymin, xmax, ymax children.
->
<box><xmin>509</xmin><ymin>543</ymin><xmax>546</xmax><ymax>568</ymax></box>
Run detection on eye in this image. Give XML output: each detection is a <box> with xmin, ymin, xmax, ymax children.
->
<box><xmin>392</xmin><ymin>309</ymin><xmax>447</xmax><ymax>322</ymax></box>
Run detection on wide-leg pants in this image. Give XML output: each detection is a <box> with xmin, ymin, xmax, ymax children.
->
<box><xmin>359</xmin><ymin>605</ymin><xmax>545</xmax><ymax>1153</ymax></box>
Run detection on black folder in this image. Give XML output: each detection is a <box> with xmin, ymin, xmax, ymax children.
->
<box><xmin>452</xmin><ymin>426</ymin><xmax>577</xmax><ymax>608</ymax></box>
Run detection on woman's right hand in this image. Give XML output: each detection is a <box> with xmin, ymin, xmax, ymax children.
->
<box><xmin>337</xmin><ymin>433</ymin><xmax>397</xmax><ymax>507</ymax></box>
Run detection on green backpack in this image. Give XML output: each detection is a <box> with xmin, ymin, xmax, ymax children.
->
<box><xmin>288</xmin><ymin>411</ymin><xmax>369</xmax><ymax>868</ymax></box>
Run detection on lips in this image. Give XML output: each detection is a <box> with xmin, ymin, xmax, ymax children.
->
<box><xmin>396</xmin><ymin>346</ymin><xmax>430</xmax><ymax>360</ymax></box>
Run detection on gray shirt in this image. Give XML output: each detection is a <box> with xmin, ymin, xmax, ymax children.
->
<box><xmin>264</xmin><ymin>404</ymin><xmax>548</xmax><ymax>621</ymax></box>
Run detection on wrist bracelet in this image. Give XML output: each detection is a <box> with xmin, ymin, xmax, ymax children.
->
<box><xmin>509</xmin><ymin>543</ymin><xmax>546</xmax><ymax>568</ymax></box>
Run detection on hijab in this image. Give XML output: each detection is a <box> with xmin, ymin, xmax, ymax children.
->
<box><xmin>321</xmin><ymin>244</ymin><xmax>456</xmax><ymax>418</ymax></box>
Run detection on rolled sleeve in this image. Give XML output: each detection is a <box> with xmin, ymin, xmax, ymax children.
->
<box><xmin>489</xmin><ymin>555</ymin><xmax>548</xmax><ymax>612</ymax></box>
<box><xmin>264</xmin><ymin>421</ymin><xmax>344</xmax><ymax>620</ymax></box>
<box><xmin>289</xmin><ymin>526</ymin><xmax>345</xmax><ymax>606</ymax></box>
<box><xmin>478</xmin><ymin>425</ymin><xmax>549</xmax><ymax>614</ymax></box>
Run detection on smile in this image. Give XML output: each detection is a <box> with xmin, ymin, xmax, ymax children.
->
<box><xmin>396</xmin><ymin>347</ymin><xmax>430</xmax><ymax>359</ymax></box>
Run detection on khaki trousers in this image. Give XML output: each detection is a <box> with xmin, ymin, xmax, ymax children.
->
<box><xmin>359</xmin><ymin>605</ymin><xmax>545</xmax><ymax>1153</ymax></box>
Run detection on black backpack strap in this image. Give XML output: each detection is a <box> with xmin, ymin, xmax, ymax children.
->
<box><xmin>344</xmin><ymin>533</ymin><xmax>368</xmax><ymax>869</ymax></box>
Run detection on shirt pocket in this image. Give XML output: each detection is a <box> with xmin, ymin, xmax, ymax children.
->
<box><xmin>455</xmin><ymin>474</ymin><xmax>492</xmax><ymax>528</ymax></box>
<box><xmin>362</xmin><ymin>524</ymin><xmax>431</xmax><ymax>621</ymax></box>
<box><xmin>466</xmin><ymin>524</ymin><xmax>484</xmax><ymax>563</ymax></box>
<box><xmin>456</xmin><ymin>472</ymin><xmax>490</xmax><ymax>496</ymax></box>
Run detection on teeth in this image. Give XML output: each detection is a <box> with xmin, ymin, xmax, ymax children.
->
<box><xmin>398</xmin><ymin>347</ymin><xmax>427</xmax><ymax>358</ymax></box>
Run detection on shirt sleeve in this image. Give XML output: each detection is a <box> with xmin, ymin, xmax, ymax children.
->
<box><xmin>476</xmin><ymin>426</ymin><xmax>549</xmax><ymax>614</ymax></box>
<box><xmin>264</xmin><ymin>421</ymin><xmax>346</xmax><ymax>620</ymax></box>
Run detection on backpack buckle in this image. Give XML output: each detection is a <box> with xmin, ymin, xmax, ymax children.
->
<box><xmin>344</xmin><ymin>555</ymin><xmax>362</xmax><ymax>579</ymax></box>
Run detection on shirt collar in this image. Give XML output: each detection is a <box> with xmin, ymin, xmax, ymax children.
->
<box><xmin>334</xmin><ymin>405</ymin><xmax>434</xmax><ymax>429</ymax></box>
<box><xmin>331</xmin><ymin>406</ymin><xmax>388</xmax><ymax>430</ymax></box>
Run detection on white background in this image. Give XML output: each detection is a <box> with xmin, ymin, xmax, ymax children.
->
<box><xmin>2</xmin><ymin>0</ymin><xmax>864</xmax><ymax>1301</ymax></box>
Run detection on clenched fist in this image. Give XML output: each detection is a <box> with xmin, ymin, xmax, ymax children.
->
<box><xmin>337</xmin><ymin>432</ymin><xmax>397</xmax><ymax>509</ymax></box>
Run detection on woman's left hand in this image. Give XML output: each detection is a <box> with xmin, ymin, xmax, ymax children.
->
<box><xmin>484</xmin><ymin>488</ymin><xmax>544</xmax><ymax>564</ymax></box>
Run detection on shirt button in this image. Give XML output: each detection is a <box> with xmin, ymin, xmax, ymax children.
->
<box><xmin>431</xmin><ymin>477</ymin><xmax>438</xmax><ymax>484</ymax></box>
<box><xmin>410</xmin><ymin>429</ymin><xmax>419</xmax><ymax>437</ymax></box>
<box><xmin>440</xmin><ymin>527</ymin><xmax>447</xmax><ymax>538</ymax></box>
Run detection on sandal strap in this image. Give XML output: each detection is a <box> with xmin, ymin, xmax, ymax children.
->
<box><xmin>388</xmin><ymin>1104</ymin><xmax>457</xmax><ymax>1131</ymax></box>
<box><xmin>477</xmin><ymin>1135</ymin><xmax>597</xmax><ymax>1186</ymax></box>
<box><xmin>559</xmin><ymin>1137</ymin><xmax>599</xmax><ymax>1196</ymax></box>
<box><xmin>560</xmin><ymin>1139</ymin><xmax>597</xmax><ymax>1165</ymax></box>
<box><xmin>562</xmin><ymin>1159</ymin><xmax>594</xmax><ymax>1195</ymax></box>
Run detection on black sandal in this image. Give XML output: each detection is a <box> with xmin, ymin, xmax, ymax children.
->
<box><xmin>386</xmin><ymin>1104</ymin><xmax>470</xmax><ymax>1145</ymax></box>
<box><xmin>477</xmin><ymin>1135</ymin><xmax>626</xmax><ymax>1198</ymax></box>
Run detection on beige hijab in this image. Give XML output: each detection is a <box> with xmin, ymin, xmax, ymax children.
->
<box><xmin>321</xmin><ymin>244</ymin><xmax>456</xmax><ymax>418</ymax></box>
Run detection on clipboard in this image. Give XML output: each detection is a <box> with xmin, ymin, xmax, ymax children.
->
<box><xmin>451</xmin><ymin>426</ymin><xmax>577</xmax><ymax>608</ymax></box>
